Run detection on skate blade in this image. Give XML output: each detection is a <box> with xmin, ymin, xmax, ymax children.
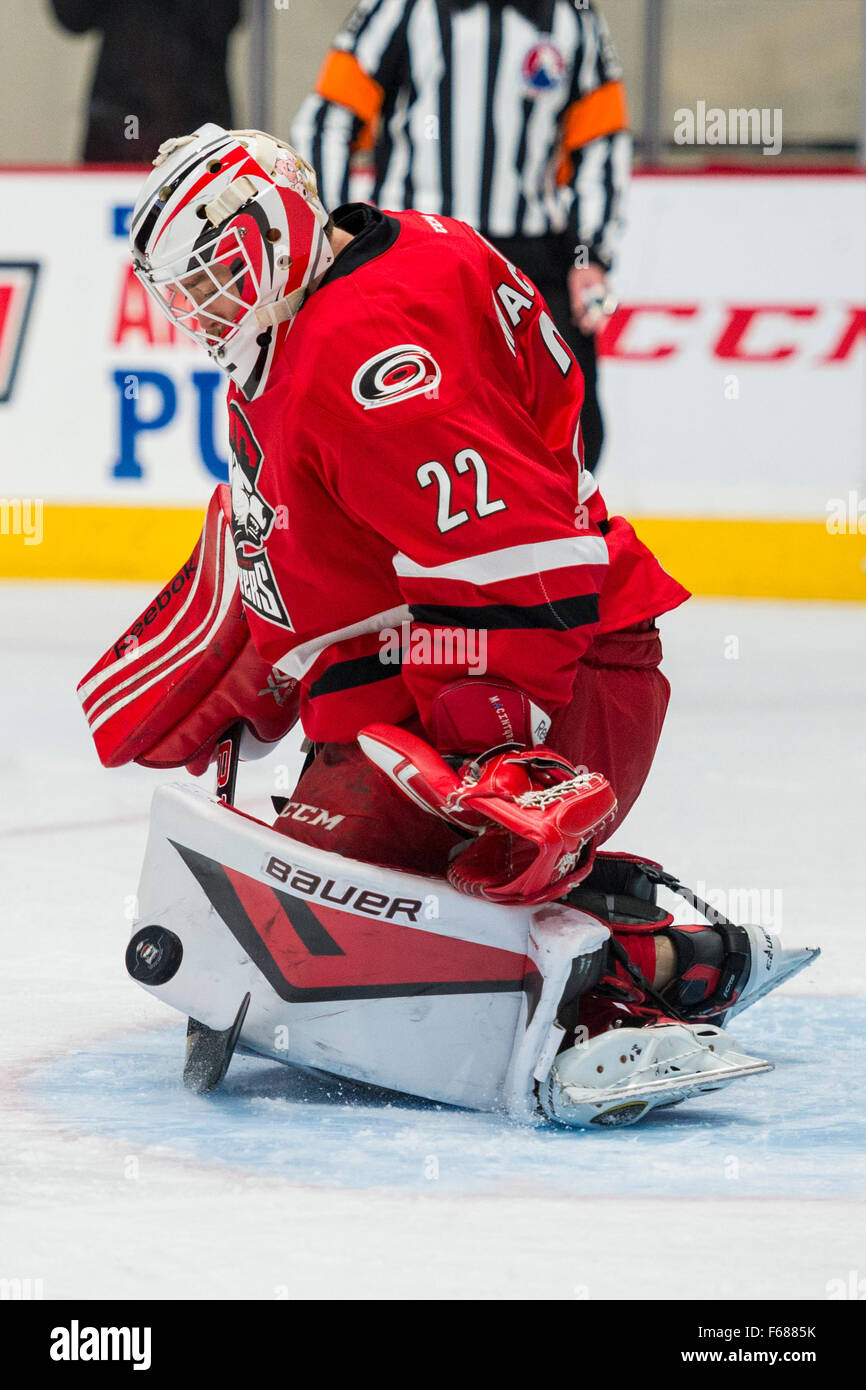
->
<box><xmin>547</xmin><ymin>1055</ymin><xmax>773</xmax><ymax>1129</ymax></box>
<box><xmin>728</xmin><ymin>946</ymin><xmax>820</xmax><ymax>1021</ymax></box>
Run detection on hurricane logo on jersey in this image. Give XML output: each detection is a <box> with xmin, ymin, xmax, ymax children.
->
<box><xmin>351</xmin><ymin>345</ymin><xmax>441</xmax><ymax>411</ymax></box>
<box><xmin>228</xmin><ymin>401</ymin><xmax>293</xmax><ymax>630</ymax></box>
<box><xmin>522</xmin><ymin>41</ymin><xmax>566</xmax><ymax>96</ymax></box>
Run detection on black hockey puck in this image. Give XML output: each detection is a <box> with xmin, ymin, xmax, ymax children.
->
<box><xmin>126</xmin><ymin>926</ymin><xmax>183</xmax><ymax>986</ymax></box>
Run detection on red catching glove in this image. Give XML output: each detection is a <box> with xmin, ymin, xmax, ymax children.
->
<box><xmin>77</xmin><ymin>484</ymin><xmax>300</xmax><ymax>775</ymax></box>
<box><xmin>358</xmin><ymin>723</ymin><xmax>617</xmax><ymax>905</ymax></box>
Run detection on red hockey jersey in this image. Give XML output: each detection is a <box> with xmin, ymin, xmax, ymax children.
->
<box><xmin>226</xmin><ymin>204</ymin><xmax>688</xmax><ymax>744</ymax></box>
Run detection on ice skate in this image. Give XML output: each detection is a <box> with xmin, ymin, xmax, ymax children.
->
<box><xmin>565</xmin><ymin>852</ymin><xmax>820</xmax><ymax>1033</ymax></box>
<box><xmin>538</xmin><ymin>1021</ymin><xmax>773</xmax><ymax>1129</ymax></box>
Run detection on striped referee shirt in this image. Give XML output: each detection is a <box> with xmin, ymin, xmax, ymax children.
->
<box><xmin>291</xmin><ymin>0</ymin><xmax>631</xmax><ymax>267</ymax></box>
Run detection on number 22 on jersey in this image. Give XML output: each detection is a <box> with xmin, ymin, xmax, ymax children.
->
<box><xmin>416</xmin><ymin>448</ymin><xmax>507</xmax><ymax>534</ymax></box>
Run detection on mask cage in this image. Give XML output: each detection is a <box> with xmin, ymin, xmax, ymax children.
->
<box><xmin>136</xmin><ymin>224</ymin><xmax>265</xmax><ymax>353</ymax></box>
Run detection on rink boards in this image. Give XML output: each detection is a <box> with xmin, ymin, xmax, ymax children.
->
<box><xmin>0</xmin><ymin>169</ymin><xmax>864</xmax><ymax>598</ymax></box>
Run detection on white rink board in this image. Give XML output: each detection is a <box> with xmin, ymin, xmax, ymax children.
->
<box><xmin>0</xmin><ymin>171</ymin><xmax>226</xmax><ymax>507</ymax></box>
<box><xmin>0</xmin><ymin>170</ymin><xmax>863</xmax><ymax>516</ymax></box>
<box><xmin>600</xmin><ymin>175</ymin><xmax>866</xmax><ymax>520</ymax></box>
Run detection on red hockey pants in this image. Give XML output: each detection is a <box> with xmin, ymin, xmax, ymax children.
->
<box><xmin>277</xmin><ymin>620</ymin><xmax>671</xmax><ymax>875</ymax></box>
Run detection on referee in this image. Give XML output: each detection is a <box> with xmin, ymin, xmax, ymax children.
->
<box><xmin>291</xmin><ymin>0</ymin><xmax>631</xmax><ymax>473</ymax></box>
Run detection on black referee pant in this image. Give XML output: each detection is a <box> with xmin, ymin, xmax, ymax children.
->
<box><xmin>487</xmin><ymin>233</ymin><xmax>603</xmax><ymax>474</ymax></box>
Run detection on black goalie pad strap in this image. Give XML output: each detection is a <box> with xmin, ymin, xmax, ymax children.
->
<box><xmin>707</xmin><ymin>923</ymin><xmax>751</xmax><ymax>1011</ymax></box>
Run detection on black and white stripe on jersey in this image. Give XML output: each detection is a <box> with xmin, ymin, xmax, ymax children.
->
<box><xmin>410</xmin><ymin>593</ymin><xmax>600</xmax><ymax>631</ymax></box>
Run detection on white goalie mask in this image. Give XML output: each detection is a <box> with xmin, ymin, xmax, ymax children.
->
<box><xmin>129</xmin><ymin>123</ymin><xmax>335</xmax><ymax>400</ymax></box>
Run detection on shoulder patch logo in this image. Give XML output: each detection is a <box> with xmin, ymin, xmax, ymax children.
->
<box><xmin>228</xmin><ymin>401</ymin><xmax>293</xmax><ymax>631</ymax></box>
<box><xmin>522</xmin><ymin>40</ymin><xmax>566</xmax><ymax>97</ymax></box>
<box><xmin>352</xmin><ymin>345</ymin><xmax>441</xmax><ymax>410</ymax></box>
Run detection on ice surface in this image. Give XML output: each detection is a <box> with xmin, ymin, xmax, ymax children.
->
<box><xmin>1</xmin><ymin>584</ymin><xmax>864</xmax><ymax>1299</ymax></box>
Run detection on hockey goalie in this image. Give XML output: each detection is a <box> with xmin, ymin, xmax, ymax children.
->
<box><xmin>78</xmin><ymin>125</ymin><xmax>817</xmax><ymax>1127</ymax></box>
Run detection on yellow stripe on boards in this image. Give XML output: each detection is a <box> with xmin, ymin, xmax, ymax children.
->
<box><xmin>0</xmin><ymin>505</ymin><xmax>205</xmax><ymax>582</ymax></box>
<box><xmin>634</xmin><ymin>518</ymin><xmax>866</xmax><ymax>602</ymax></box>
<box><xmin>0</xmin><ymin>506</ymin><xmax>864</xmax><ymax>601</ymax></box>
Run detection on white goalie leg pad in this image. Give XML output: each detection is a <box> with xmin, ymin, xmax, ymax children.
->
<box><xmin>539</xmin><ymin>1022</ymin><xmax>773</xmax><ymax>1129</ymax></box>
<box><xmin>501</xmin><ymin>903</ymin><xmax>610</xmax><ymax>1121</ymax></box>
<box><xmin>132</xmin><ymin>783</ymin><xmax>612</xmax><ymax>1116</ymax></box>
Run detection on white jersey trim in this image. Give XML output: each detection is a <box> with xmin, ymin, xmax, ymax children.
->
<box><xmin>393</xmin><ymin>535</ymin><xmax>609</xmax><ymax>586</ymax></box>
<box><xmin>274</xmin><ymin>603</ymin><xmax>412</xmax><ymax>680</ymax></box>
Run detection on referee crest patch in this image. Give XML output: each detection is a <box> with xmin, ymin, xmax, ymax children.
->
<box><xmin>522</xmin><ymin>40</ymin><xmax>566</xmax><ymax>96</ymax></box>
